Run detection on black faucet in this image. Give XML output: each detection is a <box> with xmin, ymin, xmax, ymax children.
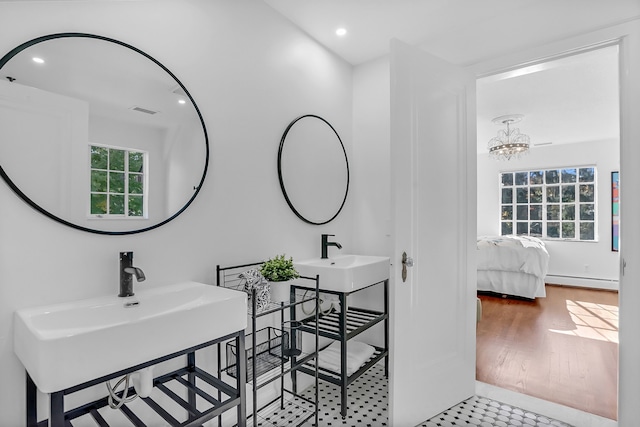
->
<box><xmin>321</xmin><ymin>234</ymin><xmax>342</xmax><ymax>259</ymax></box>
<box><xmin>119</xmin><ymin>251</ymin><xmax>146</xmax><ymax>297</ymax></box>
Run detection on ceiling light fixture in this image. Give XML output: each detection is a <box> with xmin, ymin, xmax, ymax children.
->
<box><xmin>336</xmin><ymin>28</ymin><xmax>347</xmax><ymax>37</ymax></box>
<box><xmin>488</xmin><ymin>114</ymin><xmax>530</xmax><ymax>161</ymax></box>
<box><xmin>32</xmin><ymin>57</ymin><xmax>45</xmax><ymax>64</ymax></box>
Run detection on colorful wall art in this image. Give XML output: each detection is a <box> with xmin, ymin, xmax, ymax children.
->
<box><xmin>612</xmin><ymin>171</ymin><xmax>619</xmax><ymax>252</ymax></box>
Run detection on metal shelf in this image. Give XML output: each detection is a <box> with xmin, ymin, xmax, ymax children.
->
<box><xmin>298</xmin><ymin>307</ymin><xmax>386</xmax><ymax>340</ymax></box>
<box><xmin>216</xmin><ymin>263</ymin><xmax>319</xmax><ymax>427</ymax></box>
<box><xmin>296</xmin><ymin>345</ymin><xmax>387</xmax><ymax>385</ymax></box>
<box><xmin>291</xmin><ymin>279</ymin><xmax>389</xmax><ymax>419</ymax></box>
<box><xmin>28</xmin><ymin>332</ymin><xmax>246</xmax><ymax>427</ymax></box>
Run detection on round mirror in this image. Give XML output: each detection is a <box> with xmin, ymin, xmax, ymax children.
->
<box><xmin>0</xmin><ymin>33</ymin><xmax>208</xmax><ymax>235</ymax></box>
<box><xmin>278</xmin><ymin>115</ymin><xmax>349</xmax><ymax>225</ymax></box>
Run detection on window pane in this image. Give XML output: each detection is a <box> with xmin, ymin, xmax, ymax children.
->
<box><xmin>530</xmin><ymin>205</ymin><xmax>542</xmax><ymax>220</ymax></box>
<box><xmin>580</xmin><ymin>222</ymin><xmax>595</xmax><ymax>240</ymax></box>
<box><xmin>109</xmin><ymin>149</ymin><xmax>125</xmax><ymax>171</ymax></box>
<box><xmin>109</xmin><ymin>172</ymin><xmax>125</xmax><ymax>193</ymax></box>
<box><xmin>501</xmin><ymin>206</ymin><xmax>512</xmax><ymax>220</ymax></box>
<box><xmin>530</xmin><ymin>186</ymin><xmax>543</xmax><ymax>203</ymax></box>
<box><xmin>579</xmin><ymin>184</ymin><xmax>594</xmax><ymax>202</ymax></box>
<box><xmin>562</xmin><ymin>222</ymin><xmax>575</xmax><ymax>238</ymax></box>
<box><xmin>530</xmin><ymin>222</ymin><xmax>542</xmax><ymax>236</ymax></box>
<box><xmin>109</xmin><ymin>194</ymin><xmax>125</xmax><ymax>215</ymax></box>
<box><xmin>580</xmin><ymin>204</ymin><xmax>595</xmax><ymax>221</ymax></box>
<box><xmin>129</xmin><ymin>174</ymin><xmax>144</xmax><ymax>194</ymax></box>
<box><xmin>516</xmin><ymin>222</ymin><xmax>528</xmax><ymax>235</ymax></box>
<box><xmin>530</xmin><ymin>171</ymin><xmax>543</xmax><ymax>185</ymax></box>
<box><xmin>501</xmin><ymin>222</ymin><xmax>513</xmax><ymax>235</ymax></box>
<box><xmin>129</xmin><ymin>152</ymin><xmax>144</xmax><ymax>173</ymax></box>
<box><xmin>128</xmin><ymin>196</ymin><xmax>144</xmax><ymax>217</ymax></box>
<box><xmin>91</xmin><ymin>170</ymin><xmax>107</xmax><ymax>192</ymax></box>
<box><xmin>561</xmin><ymin>168</ymin><xmax>577</xmax><ymax>183</ymax></box>
<box><xmin>91</xmin><ymin>194</ymin><xmax>107</xmax><ymax>214</ymax></box>
<box><xmin>516</xmin><ymin>188</ymin><xmax>529</xmax><ymax>203</ymax></box>
<box><xmin>515</xmin><ymin>172</ymin><xmax>528</xmax><ymax>186</ymax></box>
<box><xmin>545</xmin><ymin>169</ymin><xmax>560</xmax><ymax>184</ymax></box>
<box><xmin>579</xmin><ymin>167</ymin><xmax>595</xmax><ymax>182</ymax></box>
<box><xmin>546</xmin><ymin>186</ymin><xmax>559</xmax><ymax>203</ymax></box>
<box><xmin>91</xmin><ymin>146</ymin><xmax>108</xmax><ymax>169</ymax></box>
<box><xmin>497</xmin><ymin>166</ymin><xmax>597</xmax><ymax>243</ymax></box>
<box><xmin>547</xmin><ymin>204</ymin><xmax>560</xmax><ymax>220</ymax></box>
<box><xmin>501</xmin><ymin>188</ymin><xmax>513</xmax><ymax>204</ymax></box>
<box><xmin>561</xmin><ymin>185</ymin><xmax>575</xmax><ymax>203</ymax></box>
<box><xmin>517</xmin><ymin>205</ymin><xmax>529</xmax><ymax>220</ymax></box>
<box><xmin>562</xmin><ymin>205</ymin><xmax>575</xmax><ymax>220</ymax></box>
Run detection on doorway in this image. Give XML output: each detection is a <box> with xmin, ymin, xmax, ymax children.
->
<box><xmin>475</xmin><ymin>45</ymin><xmax>620</xmax><ymax>419</ymax></box>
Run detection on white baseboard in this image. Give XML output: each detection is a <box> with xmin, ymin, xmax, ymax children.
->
<box><xmin>545</xmin><ymin>275</ymin><xmax>619</xmax><ymax>291</ymax></box>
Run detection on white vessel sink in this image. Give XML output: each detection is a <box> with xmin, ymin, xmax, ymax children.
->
<box><xmin>295</xmin><ymin>254</ymin><xmax>390</xmax><ymax>293</ymax></box>
<box><xmin>14</xmin><ymin>281</ymin><xmax>247</xmax><ymax>393</ymax></box>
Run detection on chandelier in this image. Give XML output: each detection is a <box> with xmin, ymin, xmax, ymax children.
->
<box><xmin>488</xmin><ymin>114</ymin><xmax>530</xmax><ymax>160</ymax></box>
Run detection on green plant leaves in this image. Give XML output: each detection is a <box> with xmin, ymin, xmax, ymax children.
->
<box><xmin>260</xmin><ymin>254</ymin><xmax>300</xmax><ymax>282</ymax></box>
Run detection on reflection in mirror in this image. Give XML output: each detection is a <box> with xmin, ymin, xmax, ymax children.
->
<box><xmin>0</xmin><ymin>33</ymin><xmax>208</xmax><ymax>234</ymax></box>
<box><xmin>278</xmin><ymin>115</ymin><xmax>349</xmax><ymax>225</ymax></box>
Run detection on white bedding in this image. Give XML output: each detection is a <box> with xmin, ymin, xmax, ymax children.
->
<box><xmin>477</xmin><ymin>235</ymin><xmax>549</xmax><ymax>298</ymax></box>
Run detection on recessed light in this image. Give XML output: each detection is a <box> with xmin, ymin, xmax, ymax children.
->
<box><xmin>178</xmin><ymin>99</ymin><xmax>186</xmax><ymax>105</ymax></box>
<box><xmin>32</xmin><ymin>57</ymin><xmax>45</xmax><ymax>64</ymax></box>
<box><xmin>336</xmin><ymin>28</ymin><xmax>347</xmax><ymax>37</ymax></box>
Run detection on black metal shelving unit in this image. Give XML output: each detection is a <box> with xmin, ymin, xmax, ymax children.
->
<box><xmin>217</xmin><ymin>263</ymin><xmax>320</xmax><ymax>427</ymax></box>
<box><xmin>26</xmin><ymin>331</ymin><xmax>247</xmax><ymax>427</ymax></box>
<box><xmin>291</xmin><ymin>279</ymin><xmax>389</xmax><ymax>419</ymax></box>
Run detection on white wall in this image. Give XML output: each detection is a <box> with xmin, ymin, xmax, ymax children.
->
<box><xmin>352</xmin><ymin>57</ymin><xmax>391</xmax><ymax>257</ymax></box>
<box><xmin>0</xmin><ymin>1</ymin><xmax>354</xmax><ymax>424</ymax></box>
<box><xmin>477</xmin><ymin>139</ymin><xmax>620</xmax><ymax>288</ymax></box>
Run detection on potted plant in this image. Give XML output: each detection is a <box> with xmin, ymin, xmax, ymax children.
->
<box><xmin>260</xmin><ymin>254</ymin><xmax>300</xmax><ymax>302</ymax></box>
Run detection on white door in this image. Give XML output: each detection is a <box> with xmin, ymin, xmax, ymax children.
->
<box><xmin>389</xmin><ymin>39</ymin><xmax>477</xmax><ymax>426</ymax></box>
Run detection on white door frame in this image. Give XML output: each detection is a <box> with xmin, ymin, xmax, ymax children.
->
<box><xmin>468</xmin><ymin>20</ymin><xmax>640</xmax><ymax>425</ymax></box>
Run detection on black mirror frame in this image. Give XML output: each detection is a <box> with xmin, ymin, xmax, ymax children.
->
<box><xmin>277</xmin><ymin>114</ymin><xmax>349</xmax><ymax>226</ymax></box>
<box><xmin>0</xmin><ymin>33</ymin><xmax>209</xmax><ymax>235</ymax></box>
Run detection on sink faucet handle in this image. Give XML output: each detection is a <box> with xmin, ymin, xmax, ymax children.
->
<box><xmin>119</xmin><ymin>251</ymin><xmax>144</xmax><ymax>297</ymax></box>
<box><xmin>321</xmin><ymin>234</ymin><xmax>341</xmax><ymax>259</ymax></box>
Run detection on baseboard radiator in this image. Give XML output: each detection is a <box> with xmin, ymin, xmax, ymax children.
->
<box><xmin>545</xmin><ymin>274</ymin><xmax>619</xmax><ymax>291</ymax></box>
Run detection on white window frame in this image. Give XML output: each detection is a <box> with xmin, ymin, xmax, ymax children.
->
<box><xmin>499</xmin><ymin>165</ymin><xmax>597</xmax><ymax>241</ymax></box>
<box><xmin>88</xmin><ymin>143</ymin><xmax>148</xmax><ymax>219</ymax></box>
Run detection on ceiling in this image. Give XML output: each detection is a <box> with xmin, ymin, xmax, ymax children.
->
<box><xmin>264</xmin><ymin>0</ymin><xmax>639</xmax><ymax>153</ymax></box>
<box><xmin>2</xmin><ymin>1</ymin><xmax>637</xmax><ymax>153</ymax></box>
<box><xmin>477</xmin><ymin>45</ymin><xmax>619</xmax><ymax>154</ymax></box>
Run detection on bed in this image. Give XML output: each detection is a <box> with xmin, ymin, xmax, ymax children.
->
<box><xmin>477</xmin><ymin>235</ymin><xmax>549</xmax><ymax>299</ymax></box>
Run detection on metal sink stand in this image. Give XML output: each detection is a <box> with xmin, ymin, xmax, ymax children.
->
<box><xmin>25</xmin><ymin>331</ymin><xmax>246</xmax><ymax>427</ymax></box>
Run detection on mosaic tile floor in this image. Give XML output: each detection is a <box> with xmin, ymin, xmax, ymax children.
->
<box><xmin>255</xmin><ymin>363</ymin><xmax>574</xmax><ymax>427</ymax></box>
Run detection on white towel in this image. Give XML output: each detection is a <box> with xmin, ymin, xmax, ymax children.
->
<box><xmin>316</xmin><ymin>341</ymin><xmax>376</xmax><ymax>376</ymax></box>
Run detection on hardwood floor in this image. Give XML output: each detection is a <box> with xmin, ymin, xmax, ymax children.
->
<box><xmin>476</xmin><ymin>284</ymin><xmax>618</xmax><ymax>420</ymax></box>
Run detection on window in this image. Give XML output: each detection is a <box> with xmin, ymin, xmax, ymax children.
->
<box><xmin>500</xmin><ymin>166</ymin><xmax>596</xmax><ymax>241</ymax></box>
<box><xmin>90</xmin><ymin>145</ymin><xmax>147</xmax><ymax>218</ymax></box>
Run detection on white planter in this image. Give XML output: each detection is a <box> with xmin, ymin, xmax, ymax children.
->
<box><xmin>269</xmin><ymin>280</ymin><xmax>293</xmax><ymax>303</ymax></box>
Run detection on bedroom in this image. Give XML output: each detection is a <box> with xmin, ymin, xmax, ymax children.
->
<box><xmin>475</xmin><ymin>44</ymin><xmax>620</xmax><ymax>419</ymax></box>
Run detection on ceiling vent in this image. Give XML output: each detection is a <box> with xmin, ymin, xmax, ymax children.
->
<box><xmin>131</xmin><ymin>106</ymin><xmax>159</xmax><ymax>115</ymax></box>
